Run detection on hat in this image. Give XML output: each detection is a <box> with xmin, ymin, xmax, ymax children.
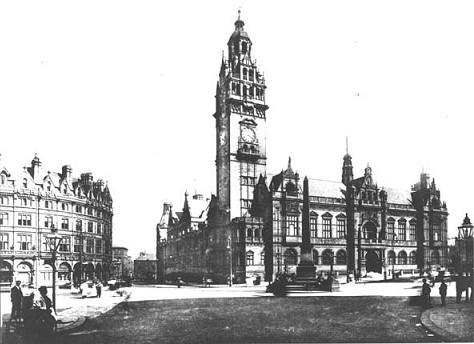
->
<box><xmin>38</xmin><ymin>286</ymin><xmax>47</xmax><ymax>293</ymax></box>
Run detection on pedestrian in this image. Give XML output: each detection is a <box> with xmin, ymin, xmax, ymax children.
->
<box><xmin>456</xmin><ymin>273</ymin><xmax>467</xmax><ymax>303</ymax></box>
<box><xmin>439</xmin><ymin>279</ymin><xmax>447</xmax><ymax>306</ymax></box>
<box><xmin>421</xmin><ymin>278</ymin><xmax>432</xmax><ymax>308</ymax></box>
<box><xmin>10</xmin><ymin>280</ymin><xmax>23</xmax><ymax>321</ymax></box>
<box><xmin>96</xmin><ymin>281</ymin><xmax>102</xmax><ymax>298</ymax></box>
<box><xmin>177</xmin><ymin>277</ymin><xmax>182</xmax><ymax>288</ymax></box>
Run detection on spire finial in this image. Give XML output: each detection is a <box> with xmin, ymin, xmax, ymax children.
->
<box><xmin>288</xmin><ymin>156</ymin><xmax>292</xmax><ymax>168</ymax></box>
<box><xmin>238</xmin><ymin>7</ymin><xmax>241</xmax><ymax>20</ymax></box>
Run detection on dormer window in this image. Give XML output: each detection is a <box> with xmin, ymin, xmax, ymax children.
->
<box><xmin>23</xmin><ymin>178</ymin><xmax>28</xmax><ymax>188</ymax></box>
<box><xmin>47</xmin><ymin>182</ymin><xmax>51</xmax><ymax>192</ymax></box>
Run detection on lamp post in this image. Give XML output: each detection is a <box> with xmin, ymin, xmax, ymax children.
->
<box><xmin>458</xmin><ymin>214</ymin><xmax>473</xmax><ymax>273</ymax></box>
<box><xmin>45</xmin><ymin>224</ymin><xmax>62</xmax><ymax>311</ymax></box>
<box><xmin>392</xmin><ymin>233</ymin><xmax>397</xmax><ymax>279</ymax></box>
<box><xmin>227</xmin><ymin>236</ymin><xmax>232</xmax><ymax>287</ymax></box>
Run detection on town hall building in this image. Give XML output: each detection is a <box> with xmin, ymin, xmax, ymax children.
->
<box><xmin>156</xmin><ymin>13</ymin><xmax>449</xmax><ymax>284</ymax></box>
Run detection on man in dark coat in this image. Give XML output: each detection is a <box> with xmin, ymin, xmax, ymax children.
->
<box><xmin>10</xmin><ymin>280</ymin><xmax>23</xmax><ymax>320</ymax></box>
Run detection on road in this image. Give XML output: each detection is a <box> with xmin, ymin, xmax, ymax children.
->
<box><xmin>1</xmin><ymin>280</ymin><xmax>458</xmax><ymax>343</ymax></box>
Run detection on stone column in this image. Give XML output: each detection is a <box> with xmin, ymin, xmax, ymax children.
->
<box><xmin>296</xmin><ymin>176</ymin><xmax>316</xmax><ymax>280</ymax></box>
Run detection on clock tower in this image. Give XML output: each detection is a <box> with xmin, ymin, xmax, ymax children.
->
<box><xmin>214</xmin><ymin>12</ymin><xmax>268</xmax><ymax>221</ymax></box>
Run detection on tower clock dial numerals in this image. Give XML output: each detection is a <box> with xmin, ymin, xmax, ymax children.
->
<box><xmin>241</xmin><ymin>127</ymin><xmax>256</xmax><ymax>143</ymax></box>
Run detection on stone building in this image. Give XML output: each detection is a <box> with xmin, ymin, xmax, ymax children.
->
<box><xmin>157</xmin><ymin>13</ymin><xmax>449</xmax><ymax>284</ymax></box>
<box><xmin>0</xmin><ymin>154</ymin><xmax>113</xmax><ymax>288</ymax></box>
<box><xmin>134</xmin><ymin>252</ymin><xmax>157</xmax><ymax>282</ymax></box>
<box><xmin>112</xmin><ymin>246</ymin><xmax>133</xmax><ymax>279</ymax></box>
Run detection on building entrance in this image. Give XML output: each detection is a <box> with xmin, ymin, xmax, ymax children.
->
<box><xmin>365</xmin><ymin>250</ymin><xmax>382</xmax><ymax>273</ymax></box>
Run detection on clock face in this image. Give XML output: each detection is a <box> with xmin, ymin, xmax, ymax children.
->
<box><xmin>241</xmin><ymin>127</ymin><xmax>256</xmax><ymax>143</ymax></box>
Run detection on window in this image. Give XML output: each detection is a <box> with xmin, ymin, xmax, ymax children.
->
<box><xmin>322</xmin><ymin>216</ymin><xmax>332</xmax><ymax>238</ymax></box>
<box><xmin>17</xmin><ymin>214</ymin><xmax>31</xmax><ymax>226</ymax></box>
<box><xmin>247</xmin><ymin>228</ymin><xmax>253</xmax><ymax>238</ymax></box>
<box><xmin>1</xmin><ymin>174</ymin><xmax>5</xmax><ymax>184</ymax></box>
<box><xmin>409</xmin><ymin>251</ymin><xmax>417</xmax><ymax>264</ymax></box>
<box><xmin>260</xmin><ymin>252</ymin><xmax>265</xmax><ymax>265</ymax></box>
<box><xmin>44</xmin><ymin>216</ymin><xmax>53</xmax><ymax>228</ymax></box>
<box><xmin>59</xmin><ymin>237</ymin><xmax>70</xmax><ymax>252</ymax></box>
<box><xmin>1</xmin><ymin>197</ymin><xmax>8</xmax><ymax>205</ymax></box>
<box><xmin>61</xmin><ymin>203</ymin><xmax>66</xmax><ymax>211</ymax></box>
<box><xmin>0</xmin><ymin>213</ymin><xmax>8</xmax><ymax>225</ymax></box>
<box><xmin>86</xmin><ymin>239</ymin><xmax>94</xmax><ymax>254</ymax></box>
<box><xmin>387</xmin><ymin>251</ymin><xmax>396</xmax><ymax>265</ymax></box>
<box><xmin>74</xmin><ymin>237</ymin><xmax>82</xmax><ymax>253</ymax></box>
<box><xmin>17</xmin><ymin>234</ymin><xmax>32</xmax><ymax>251</ymax></box>
<box><xmin>61</xmin><ymin>218</ymin><xmax>69</xmax><ymax>230</ymax></box>
<box><xmin>249</xmin><ymin>69</ymin><xmax>254</xmax><ymax>81</ymax></box>
<box><xmin>45</xmin><ymin>201</ymin><xmax>50</xmax><ymax>209</ymax></box>
<box><xmin>322</xmin><ymin>250</ymin><xmax>333</xmax><ymax>265</ymax></box>
<box><xmin>336</xmin><ymin>217</ymin><xmax>346</xmax><ymax>238</ymax></box>
<box><xmin>398</xmin><ymin>220</ymin><xmax>406</xmax><ymax>241</ymax></box>
<box><xmin>241</xmin><ymin>199</ymin><xmax>252</xmax><ymax>209</ymax></box>
<box><xmin>21</xmin><ymin>198</ymin><xmax>27</xmax><ymax>206</ymax></box>
<box><xmin>336</xmin><ymin>250</ymin><xmax>347</xmax><ymax>265</ymax></box>
<box><xmin>243</xmin><ymin>68</ymin><xmax>248</xmax><ymax>80</ymax></box>
<box><xmin>409</xmin><ymin>220</ymin><xmax>416</xmax><ymax>241</ymax></box>
<box><xmin>88</xmin><ymin>222</ymin><xmax>93</xmax><ymax>232</ymax></box>
<box><xmin>87</xmin><ymin>207</ymin><xmax>93</xmax><ymax>215</ymax></box>
<box><xmin>284</xmin><ymin>249</ymin><xmax>297</xmax><ymax>265</ymax></box>
<box><xmin>96</xmin><ymin>239</ymin><xmax>102</xmax><ymax>254</ymax></box>
<box><xmin>23</xmin><ymin>178</ymin><xmax>28</xmax><ymax>188</ymax></box>
<box><xmin>286</xmin><ymin>215</ymin><xmax>298</xmax><ymax>236</ymax></box>
<box><xmin>97</xmin><ymin>223</ymin><xmax>102</xmax><ymax>234</ymax></box>
<box><xmin>46</xmin><ymin>182</ymin><xmax>51</xmax><ymax>192</ymax></box>
<box><xmin>246</xmin><ymin>251</ymin><xmax>254</xmax><ymax>266</ymax></box>
<box><xmin>75</xmin><ymin>205</ymin><xmax>82</xmax><ymax>213</ymax></box>
<box><xmin>398</xmin><ymin>251</ymin><xmax>407</xmax><ymax>264</ymax></box>
<box><xmin>387</xmin><ymin>219</ymin><xmax>395</xmax><ymax>240</ymax></box>
<box><xmin>254</xmin><ymin>228</ymin><xmax>260</xmax><ymax>238</ymax></box>
<box><xmin>310</xmin><ymin>212</ymin><xmax>317</xmax><ymax>238</ymax></box>
<box><xmin>76</xmin><ymin>219</ymin><xmax>82</xmax><ymax>231</ymax></box>
<box><xmin>0</xmin><ymin>233</ymin><xmax>8</xmax><ymax>250</ymax></box>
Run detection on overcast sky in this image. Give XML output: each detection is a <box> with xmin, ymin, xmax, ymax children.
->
<box><xmin>1</xmin><ymin>1</ymin><xmax>473</xmax><ymax>259</ymax></box>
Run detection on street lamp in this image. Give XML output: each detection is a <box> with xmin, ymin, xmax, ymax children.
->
<box><xmin>227</xmin><ymin>236</ymin><xmax>232</xmax><ymax>287</ymax></box>
<box><xmin>392</xmin><ymin>233</ymin><xmax>397</xmax><ymax>279</ymax></box>
<box><xmin>45</xmin><ymin>224</ymin><xmax>62</xmax><ymax>311</ymax></box>
<box><xmin>458</xmin><ymin>213</ymin><xmax>473</xmax><ymax>273</ymax></box>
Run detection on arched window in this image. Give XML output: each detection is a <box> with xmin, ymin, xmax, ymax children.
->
<box><xmin>47</xmin><ymin>181</ymin><xmax>51</xmax><ymax>192</ymax></box>
<box><xmin>398</xmin><ymin>251</ymin><xmax>407</xmax><ymax>265</ymax></box>
<box><xmin>23</xmin><ymin>178</ymin><xmax>28</xmax><ymax>188</ymax></box>
<box><xmin>312</xmin><ymin>249</ymin><xmax>319</xmax><ymax>265</ymax></box>
<box><xmin>322</xmin><ymin>249</ymin><xmax>333</xmax><ymax>265</ymax></box>
<box><xmin>336</xmin><ymin>250</ymin><xmax>347</xmax><ymax>265</ymax></box>
<box><xmin>246</xmin><ymin>251</ymin><xmax>254</xmax><ymax>266</ymax></box>
<box><xmin>285</xmin><ymin>182</ymin><xmax>296</xmax><ymax>194</ymax></box>
<box><xmin>387</xmin><ymin>250</ymin><xmax>396</xmax><ymax>265</ymax></box>
<box><xmin>242</xmin><ymin>42</ymin><xmax>247</xmax><ymax>54</ymax></box>
<box><xmin>284</xmin><ymin>249</ymin><xmax>297</xmax><ymax>265</ymax></box>
<box><xmin>409</xmin><ymin>251</ymin><xmax>417</xmax><ymax>264</ymax></box>
<box><xmin>431</xmin><ymin>250</ymin><xmax>440</xmax><ymax>265</ymax></box>
<box><xmin>247</xmin><ymin>228</ymin><xmax>253</xmax><ymax>238</ymax></box>
<box><xmin>254</xmin><ymin>228</ymin><xmax>260</xmax><ymax>238</ymax></box>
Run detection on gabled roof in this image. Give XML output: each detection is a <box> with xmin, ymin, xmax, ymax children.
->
<box><xmin>308</xmin><ymin>178</ymin><xmax>345</xmax><ymax>199</ymax></box>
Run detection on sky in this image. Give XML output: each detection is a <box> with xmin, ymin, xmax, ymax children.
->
<box><xmin>1</xmin><ymin>1</ymin><xmax>473</xmax><ymax>259</ymax></box>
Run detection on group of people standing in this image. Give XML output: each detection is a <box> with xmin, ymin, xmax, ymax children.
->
<box><xmin>421</xmin><ymin>272</ymin><xmax>473</xmax><ymax>308</ymax></box>
<box><xmin>10</xmin><ymin>280</ymin><xmax>56</xmax><ymax>336</ymax></box>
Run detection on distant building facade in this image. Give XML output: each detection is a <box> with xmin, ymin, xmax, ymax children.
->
<box><xmin>0</xmin><ymin>155</ymin><xmax>113</xmax><ymax>287</ymax></box>
<box><xmin>157</xmin><ymin>14</ymin><xmax>449</xmax><ymax>284</ymax></box>
<box><xmin>112</xmin><ymin>246</ymin><xmax>133</xmax><ymax>279</ymax></box>
<box><xmin>134</xmin><ymin>252</ymin><xmax>157</xmax><ymax>282</ymax></box>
